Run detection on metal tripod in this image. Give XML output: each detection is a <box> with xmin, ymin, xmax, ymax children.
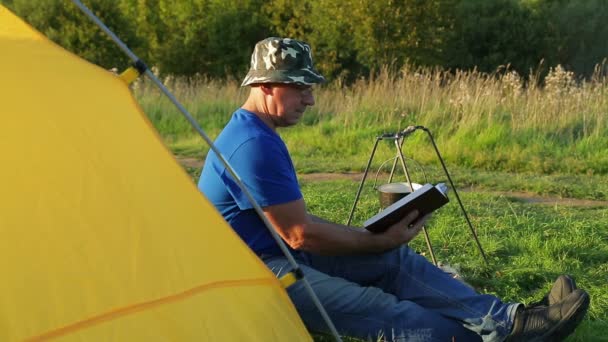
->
<box><xmin>346</xmin><ymin>126</ymin><xmax>489</xmax><ymax>266</ymax></box>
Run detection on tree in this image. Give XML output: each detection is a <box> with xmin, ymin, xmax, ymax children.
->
<box><xmin>538</xmin><ymin>0</ymin><xmax>608</xmax><ymax>76</ymax></box>
<box><xmin>7</xmin><ymin>0</ymin><xmax>141</xmax><ymax>70</ymax></box>
<box><xmin>445</xmin><ymin>0</ymin><xmax>543</xmax><ymax>74</ymax></box>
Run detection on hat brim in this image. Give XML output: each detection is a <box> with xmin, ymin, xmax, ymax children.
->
<box><xmin>241</xmin><ymin>68</ymin><xmax>326</xmax><ymax>87</ymax></box>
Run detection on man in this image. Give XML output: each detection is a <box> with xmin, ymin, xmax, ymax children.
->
<box><xmin>198</xmin><ymin>37</ymin><xmax>589</xmax><ymax>341</ymax></box>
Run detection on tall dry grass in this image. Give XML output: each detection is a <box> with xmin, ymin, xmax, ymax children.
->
<box><xmin>134</xmin><ymin>63</ymin><xmax>608</xmax><ymax>174</ymax></box>
<box><xmin>312</xmin><ymin>63</ymin><xmax>608</xmax><ymax>137</ymax></box>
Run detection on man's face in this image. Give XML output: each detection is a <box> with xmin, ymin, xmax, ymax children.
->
<box><xmin>269</xmin><ymin>83</ymin><xmax>315</xmax><ymax>127</ymax></box>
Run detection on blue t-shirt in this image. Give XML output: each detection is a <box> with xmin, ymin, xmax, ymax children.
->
<box><xmin>198</xmin><ymin>109</ymin><xmax>302</xmax><ymax>256</ymax></box>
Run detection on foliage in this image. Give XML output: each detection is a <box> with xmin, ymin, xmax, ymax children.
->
<box><xmin>537</xmin><ymin>0</ymin><xmax>608</xmax><ymax>76</ymax></box>
<box><xmin>7</xmin><ymin>0</ymin><xmax>140</xmax><ymax>69</ymax></box>
<box><xmin>446</xmin><ymin>0</ymin><xmax>544</xmax><ymax>74</ymax></box>
<box><xmin>2</xmin><ymin>0</ymin><xmax>607</xmax><ymax>79</ymax></box>
<box><xmin>151</xmin><ymin>0</ymin><xmax>270</xmax><ymax>76</ymax></box>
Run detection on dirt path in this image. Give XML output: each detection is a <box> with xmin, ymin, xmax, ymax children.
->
<box><xmin>177</xmin><ymin>158</ymin><xmax>608</xmax><ymax>207</ymax></box>
<box><xmin>297</xmin><ymin>172</ymin><xmax>608</xmax><ymax>207</ymax></box>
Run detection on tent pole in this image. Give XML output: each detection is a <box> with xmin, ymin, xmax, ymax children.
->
<box><xmin>70</xmin><ymin>1</ymin><xmax>342</xmax><ymax>340</ymax></box>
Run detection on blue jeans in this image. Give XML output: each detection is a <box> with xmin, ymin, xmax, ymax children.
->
<box><xmin>263</xmin><ymin>246</ymin><xmax>520</xmax><ymax>342</ymax></box>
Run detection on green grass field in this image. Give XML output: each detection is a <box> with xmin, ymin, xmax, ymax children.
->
<box><xmin>138</xmin><ymin>68</ymin><xmax>608</xmax><ymax>340</ymax></box>
<box><xmin>180</xmin><ymin>163</ymin><xmax>608</xmax><ymax>341</ymax></box>
<box><xmin>138</xmin><ymin>64</ymin><xmax>608</xmax><ymax>176</ymax></box>
<box><xmin>300</xmin><ymin>179</ymin><xmax>607</xmax><ymax>341</ymax></box>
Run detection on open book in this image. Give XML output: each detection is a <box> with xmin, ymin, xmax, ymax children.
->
<box><xmin>363</xmin><ymin>183</ymin><xmax>449</xmax><ymax>233</ymax></box>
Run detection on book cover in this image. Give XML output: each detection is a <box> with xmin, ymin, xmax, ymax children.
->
<box><xmin>363</xmin><ymin>183</ymin><xmax>449</xmax><ymax>233</ymax></box>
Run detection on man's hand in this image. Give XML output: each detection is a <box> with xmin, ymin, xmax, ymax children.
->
<box><xmin>381</xmin><ymin>210</ymin><xmax>430</xmax><ymax>249</ymax></box>
<box><xmin>263</xmin><ymin>198</ymin><xmax>431</xmax><ymax>255</ymax></box>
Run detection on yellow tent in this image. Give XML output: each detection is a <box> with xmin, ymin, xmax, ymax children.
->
<box><xmin>0</xmin><ymin>5</ymin><xmax>311</xmax><ymax>341</ymax></box>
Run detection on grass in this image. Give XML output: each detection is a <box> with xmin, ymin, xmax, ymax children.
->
<box><xmin>183</xmin><ymin>161</ymin><xmax>608</xmax><ymax>203</ymax></box>
<box><xmin>404</xmin><ymin>166</ymin><xmax>608</xmax><ymax>201</ymax></box>
<box><xmin>300</xmin><ymin>179</ymin><xmax>608</xmax><ymax>341</ymax></box>
<box><xmin>178</xmin><ymin>162</ymin><xmax>608</xmax><ymax>340</ymax></box>
<box><xmin>136</xmin><ymin>64</ymin><xmax>608</xmax><ymax>176</ymax></box>
<box><xmin>137</xmin><ymin>67</ymin><xmax>608</xmax><ymax>340</ymax></box>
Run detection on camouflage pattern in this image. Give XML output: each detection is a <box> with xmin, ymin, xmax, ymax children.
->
<box><xmin>241</xmin><ymin>37</ymin><xmax>326</xmax><ymax>87</ymax></box>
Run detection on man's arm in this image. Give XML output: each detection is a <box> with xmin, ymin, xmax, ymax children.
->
<box><xmin>263</xmin><ymin>198</ymin><xmax>428</xmax><ymax>255</ymax></box>
<box><xmin>309</xmin><ymin>214</ymin><xmax>331</xmax><ymax>224</ymax></box>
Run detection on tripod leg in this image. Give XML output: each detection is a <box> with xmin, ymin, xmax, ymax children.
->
<box><xmin>387</xmin><ymin>156</ymin><xmax>399</xmax><ymax>184</ymax></box>
<box><xmin>394</xmin><ymin>139</ymin><xmax>413</xmax><ymax>186</ymax></box>
<box><xmin>421</xmin><ymin>226</ymin><xmax>438</xmax><ymax>266</ymax></box>
<box><xmin>395</xmin><ymin>139</ymin><xmax>438</xmax><ymax>266</ymax></box>
<box><xmin>347</xmin><ymin>138</ymin><xmax>381</xmax><ymax>226</ymax></box>
<box><xmin>422</xmin><ymin>128</ymin><xmax>490</xmax><ymax>266</ymax></box>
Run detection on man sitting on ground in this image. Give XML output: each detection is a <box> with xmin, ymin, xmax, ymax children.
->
<box><xmin>198</xmin><ymin>37</ymin><xmax>590</xmax><ymax>341</ymax></box>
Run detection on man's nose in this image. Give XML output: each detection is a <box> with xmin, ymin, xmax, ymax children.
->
<box><xmin>303</xmin><ymin>93</ymin><xmax>315</xmax><ymax>106</ymax></box>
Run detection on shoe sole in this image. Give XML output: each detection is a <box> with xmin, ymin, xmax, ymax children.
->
<box><xmin>544</xmin><ymin>290</ymin><xmax>590</xmax><ymax>342</ymax></box>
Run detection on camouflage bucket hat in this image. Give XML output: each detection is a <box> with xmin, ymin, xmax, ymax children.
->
<box><xmin>241</xmin><ymin>37</ymin><xmax>326</xmax><ymax>87</ymax></box>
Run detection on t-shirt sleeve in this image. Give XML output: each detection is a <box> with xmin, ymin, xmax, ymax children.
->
<box><xmin>220</xmin><ymin>137</ymin><xmax>302</xmax><ymax>209</ymax></box>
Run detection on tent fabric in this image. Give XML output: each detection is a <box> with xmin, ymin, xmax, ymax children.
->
<box><xmin>0</xmin><ymin>5</ymin><xmax>311</xmax><ymax>341</ymax></box>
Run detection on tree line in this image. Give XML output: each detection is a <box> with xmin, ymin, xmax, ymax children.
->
<box><xmin>3</xmin><ymin>0</ymin><xmax>608</xmax><ymax>81</ymax></box>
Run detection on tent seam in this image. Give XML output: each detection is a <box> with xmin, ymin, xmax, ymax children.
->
<box><xmin>26</xmin><ymin>278</ymin><xmax>276</xmax><ymax>341</ymax></box>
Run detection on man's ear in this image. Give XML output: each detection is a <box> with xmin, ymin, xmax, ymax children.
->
<box><xmin>259</xmin><ymin>84</ymin><xmax>274</xmax><ymax>95</ymax></box>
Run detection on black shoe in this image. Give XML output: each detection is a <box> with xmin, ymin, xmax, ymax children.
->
<box><xmin>507</xmin><ymin>289</ymin><xmax>590</xmax><ymax>341</ymax></box>
<box><xmin>531</xmin><ymin>275</ymin><xmax>577</xmax><ymax>307</ymax></box>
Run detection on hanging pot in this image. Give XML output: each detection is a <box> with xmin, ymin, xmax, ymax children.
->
<box><xmin>376</xmin><ymin>182</ymin><xmax>422</xmax><ymax>209</ymax></box>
